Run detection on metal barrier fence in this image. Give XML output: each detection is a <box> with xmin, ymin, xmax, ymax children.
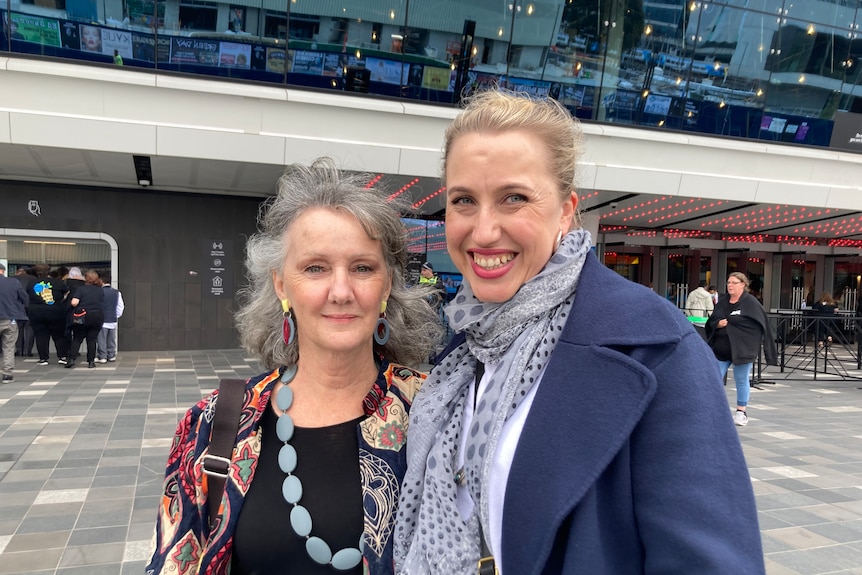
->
<box><xmin>766</xmin><ymin>313</ymin><xmax>862</xmax><ymax>381</ymax></box>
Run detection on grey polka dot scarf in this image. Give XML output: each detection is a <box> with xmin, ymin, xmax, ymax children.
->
<box><xmin>394</xmin><ymin>230</ymin><xmax>592</xmax><ymax>574</ymax></box>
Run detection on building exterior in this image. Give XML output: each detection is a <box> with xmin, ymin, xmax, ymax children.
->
<box><xmin>2</xmin><ymin>0</ymin><xmax>862</xmax><ymax>350</ymax></box>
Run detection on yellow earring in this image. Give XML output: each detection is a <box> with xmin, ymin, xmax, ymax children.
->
<box><xmin>380</xmin><ymin>301</ymin><xmax>387</xmax><ymax>315</ymax></box>
<box><xmin>281</xmin><ymin>299</ymin><xmax>291</xmax><ymax>313</ymax></box>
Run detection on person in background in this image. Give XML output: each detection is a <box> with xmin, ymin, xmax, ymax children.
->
<box><xmin>812</xmin><ymin>292</ymin><xmax>838</xmax><ymax>348</ymax></box>
<box><xmin>705</xmin><ymin>272</ymin><xmax>777</xmax><ymax>427</ymax></box>
<box><xmin>708</xmin><ymin>285</ymin><xmax>719</xmax><ymax>305</ymax></box>
<box><xmin>96</xmin><ymin>272</ymin><xmax>124</xmax><ymax>363</ymax></box>
<box><xmin>395</xmin><ymin>90</ymin><xmax>764</xmax><ymax>574</ymax></box>
<box><xmin>14</xmin><ymin>267</ymin><xmax>36</xmax><ymax>358</ymax></box>
<box><xmin>0</xmin><ymin>263</ymin><xmax>29</xmax><ymax>383</ymax></box>
<box><xmin>113</xmin><ymin>49</ymin><xmax>123</xmax><ymax>65</ymax></box>
<box><xmin>66</xmin><ymin>270</ymin><xmax>104</xmax><ymax>369</ymax></box>
<box><xmin>65</xmin><ymin>266</ymin><xmax>85</xmax><ymax>291</ymax></box>
<box><xmin>63</xmin><ymin>266</ymin><xmax>85</xmax><ymax>350</ymax></box>
<box><xmin>147</xmin><ymin>158</ymin><xmax>442</xmax><ymax>575</ymax></box>
<box><xmin>685</xmin><ymin>280</ymin><xmax>714</xmax><ymax>318</ymax></box>
<box><xmin>28</xmin><ymin>264</ymin><xmax>70</xmax><ymax>366</ymax></box>
<box><xmin>418</xmin><ymin>261</ymin><xmax>445</xmax><ymax>312</ymax></box>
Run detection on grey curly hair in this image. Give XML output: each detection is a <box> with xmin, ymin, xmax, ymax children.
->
<box><xmin>236</xmin><ymin>157</ymin><xmax>443</xmax><ymax>370</ymax></box>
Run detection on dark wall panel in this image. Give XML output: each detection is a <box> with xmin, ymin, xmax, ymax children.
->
<box><xmin>1</xmin><ymin>181</ymin><xmax>262</xmax><ymax>351</ymax></box>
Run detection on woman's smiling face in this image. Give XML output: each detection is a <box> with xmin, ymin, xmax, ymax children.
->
<box><xmin>444</xmin><ymin>129</ymin><xmax>576</xmax><ymax>303</ymax></box>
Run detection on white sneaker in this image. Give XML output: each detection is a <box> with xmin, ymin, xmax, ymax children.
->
<box><xmin>96</xmin><ymin>358</ymin><xmax>108</xmax><ymax>364</ymax></box>
<box><xmin>734</xmin><ymin>410</ymin><xmax>749</xmax><ymax>426</ymax></box>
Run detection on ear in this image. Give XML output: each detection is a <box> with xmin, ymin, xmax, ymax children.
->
<box><xmin>383</xmin><ymin>270</ymin><xmax>393</xmax><ymax>304</ymax></box>
<box><xmin>272</xmin><ymin>270</ymin><xmax>287</xmax><ymax>301</ymax></box>
<box><xmin>560</xmin><ymin>190</ymin><xmax>578</xmax><ymax>231</ymax></box>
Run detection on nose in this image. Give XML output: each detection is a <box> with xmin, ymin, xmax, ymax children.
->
<box><xmin>472</xmin><ymin>205</ymin><xmax>502</xmax><ymax>245</ymax></box>
<box><xmin>329</xmin><ymin>267</ymin><xmax>353</xmax><ymax>303</ymax></box>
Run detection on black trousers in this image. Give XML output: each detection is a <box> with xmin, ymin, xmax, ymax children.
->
<box><xmin>31</xmin><ymin>313</ymin><xmax>69</xmax><ymax>361</ymax></box>
<box><xmin>15</xmin><ymin>319</ymin><xmax>34</xmax><ymax>356</ymax></box>
<box><xmin>69</xmin><ymin>312</ymin><xmax>104</xmax><ymax>364</ymax></box>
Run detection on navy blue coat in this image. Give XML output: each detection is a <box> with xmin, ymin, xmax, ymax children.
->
<box><xmin>489</xmin><ymin>254</ymin><xmax>763</xmax><ymax>574</ymax></box>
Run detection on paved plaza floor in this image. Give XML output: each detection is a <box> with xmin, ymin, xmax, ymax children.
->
<box><xmin>0</xmin><ymin>349</ymin><xmax>861</xmax><ymax>574</ymax></box>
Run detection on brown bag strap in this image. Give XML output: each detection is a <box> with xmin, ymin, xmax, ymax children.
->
<box><xmin>203</xmin><ymin>379</ymin><xmax>246</xmax><ymax>532</ymax></box>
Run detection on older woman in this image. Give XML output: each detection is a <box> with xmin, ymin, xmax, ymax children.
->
<box><xmin>706</xmin><ymin>272</ymin><xmax>778</xmax><ymax>426</ymax></box>
<box><xmin>147</xmin><ymin>158</ymin><xmax>442</xmax><ymax>575</ymax></box>
<box><xmin>66</xmin><ymin>269</ymin><xmax>104</xmax><ymax>369</ymax></box>
<box><xmin>395</xmin><ymin>91</ymin><xmax>764</xmax><ymax>574</ymax></box>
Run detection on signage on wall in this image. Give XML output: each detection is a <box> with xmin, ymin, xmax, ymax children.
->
<box><xmin>204</xmin><ymin>239</ymin><xmax>232</xmax><ymax>297</ymax></box>
<box><xmin>829</xmin><ymin>111</ymin><xmax>862</xmax><ymax>152</ymax></box>
<box><xmin>28</xmin><ymin>200</ymin><xmax>41</xmax><ymax>216</ymax></box>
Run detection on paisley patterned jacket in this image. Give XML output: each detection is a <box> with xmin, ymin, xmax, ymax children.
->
<box><xmin>146</xmin><ymin>360</ymin><xmax>425</xmax><ymax>575</ymax></box>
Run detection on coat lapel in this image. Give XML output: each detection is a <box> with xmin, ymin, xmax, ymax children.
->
<box><xmin>501</xmin><ymin>333</ymin><xmax>658</xmax><ymax>575</ymax></box>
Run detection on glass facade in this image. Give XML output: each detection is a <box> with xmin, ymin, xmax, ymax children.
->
<box><xmin>3</xmin><ymin>0</ymin><xmax>862</xmax><ymax>150</ymax></box>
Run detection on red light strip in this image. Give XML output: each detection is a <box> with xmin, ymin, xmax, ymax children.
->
<box><xmin>413</xmin><ymin>187</ymin><xmax>447</xmax><ymax>209</ymax></box>
<box><xmin>700</xmin><ymin>206</ymin><xmax>838</xmax><ymax>231</ymax></box>
<box><xmin>388</xmin><ymin>177</ymin><xmax>421</xmax><ymax>201</ymax></box>
<box><xmin>366</xmin><ymin>174</ymin><xmax>383</xmax><ymax>189</ymax></box>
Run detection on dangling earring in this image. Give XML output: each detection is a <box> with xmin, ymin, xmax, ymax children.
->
<box><xmin>374</xmin><ymin>301</ymin><xmax>390</xmax><ymax>345</ymax></box>
<box><xmin>281</xmin><ymin>299</ymin><xmax>296</xmax><ymax>346</ymax></box>
<box><xmin>555</xmin><ymin>229</ymin><xmax>563</xmax><ymax>250</ymax></box>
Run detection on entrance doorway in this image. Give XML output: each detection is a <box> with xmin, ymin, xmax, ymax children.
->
<box><xmin>0</xmin><ymin>229</ymin><xmax>118</xmax><ymax>287</ymax></box>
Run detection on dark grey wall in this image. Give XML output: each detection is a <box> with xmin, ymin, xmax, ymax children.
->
<box><xmin>1</xmin><ymin>181</ymin><xmax>263</xmax><ymax>351</ymax></box>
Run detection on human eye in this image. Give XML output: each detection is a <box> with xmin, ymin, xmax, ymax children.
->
<box><xmin>354</xmin><ymin>264</ymin><xmax>375</xmax><ymax>273</ymax></box>
<box><xmin>304</xmin><ymin>264</ymin><xmax>325</xmax><ymax>273</ymax></box>
<box><xmin>504</xmin><ymin>193</ymin><xmax>528</xmax><ymax>204</ymax></box>
<box><xmin>449</xmin><ymin>193</ymin><xmax>474</xmax><ymax>206</ymax></box>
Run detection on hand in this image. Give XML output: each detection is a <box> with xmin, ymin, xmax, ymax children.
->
<box><xmin>717</xmin><ymin>319</ymin><xmax>728</xmax><ymax>328</ymax></box>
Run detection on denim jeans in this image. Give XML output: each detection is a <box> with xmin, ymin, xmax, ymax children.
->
<box><xmin>717</xmin><ymin>360</ymin><xmax>752</xmax><ymax>407</ymax></box>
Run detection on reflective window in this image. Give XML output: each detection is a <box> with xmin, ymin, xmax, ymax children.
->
<box><xmin>3</xmin><ymin>0</ymin><xmax>862</xmax><ymax>153</ymax></box>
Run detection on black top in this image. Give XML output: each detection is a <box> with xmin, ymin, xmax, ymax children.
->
<box><xmin>72</xmin><ymin>284</ymin><xmax>104</xmax><ymax>313</ymax></box>
<box><xmin>709</xmin><ymin>299</ymin><xmax>740</xmax><ymax>362</ymax></box>
<box><xmin>812</xmin><ymin>302</ymin><xmax>837</xmax><ymax>316</ymax></box>
<box><xmin>232</xmin><ymin>405</ymin><xmax>365</xmax><ymax>575</ymax></box>
<box><xmin>27</xmin><ymin>277</ymin><xmax>69</xmax><ymax>314</ymax></box>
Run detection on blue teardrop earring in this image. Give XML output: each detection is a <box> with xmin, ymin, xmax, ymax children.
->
<box><xmin>282</xmin><ymin>299</ymin><xmax>296</xmax><ymax>346</ymax></box>
<box><xmin>374</xmin><ymin>301</ymin><xmax>390</xmax><ymax>345</ymax></box>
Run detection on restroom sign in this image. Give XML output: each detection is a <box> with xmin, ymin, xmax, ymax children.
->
<box><xmin>203</xmin><ymin>239</ymin><xmax>233</xmax><ymax>297</ymax></box>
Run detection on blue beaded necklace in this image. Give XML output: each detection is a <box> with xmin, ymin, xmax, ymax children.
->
<box><xmin>276</xmin><ymin>365</ymin><xmax>364</xmax><ymax>570</ymax></box>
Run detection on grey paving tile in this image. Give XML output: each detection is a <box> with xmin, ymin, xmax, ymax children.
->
<box><xmin>58</xmin><ymin>542</ymin><xmax>125</xmax><ymax>567</ymax></box>
<box><xmin>5</xmin><ymin>530</ymin><xmax>70</xmax><ymax>552</ymax></box>
<box><xmin>805</xmin><ymin>521</ymin><xmax>862</xmax><ymax>544</ymax></box>
<box><xmin>42</xmin><ymin>477</ymin><xmax>95</xmax><ymax>491</ymax></box>
<box><xmin>57</xmin><ymin>565</ymin><xmax>122</xmax><ymax>575</ymax></box>
<box><xmin>91</xmin><ymin>474</ymin><xmax>138</xmax><ymax>488</ymax></box>
<box><xmin>0</xmin><ymin>548</ymin><xmax>63</xmax><ymax>574</ymax></box>
<box><xmin>68</xmin><ymin>526</ymin><xmax>128</xmax><ymax>546</ymax></box>
<box><xmin>120</xmin><ymin>561</ymin><xmax>147</xmax><ymax>575</ymax></box>
<box><xmin>15</xmin><ymin>515</ymin><xmax>77</xmax><ymax>536</ymax></box>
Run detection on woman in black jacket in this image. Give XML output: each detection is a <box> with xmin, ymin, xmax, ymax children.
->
<box><xmin>812</xmin><ymin>292</ymin><xmax>838</xmax><ymax>347</ymax></box>
<box><xmin>705</xmin><ymin>272</ymin><xmax>777</xmax><ymax>427</ymax></box>
<box><xmin>66</xmin><ymin>270</ymin><xmax>104</xmax><ymax>368</ymax></box>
